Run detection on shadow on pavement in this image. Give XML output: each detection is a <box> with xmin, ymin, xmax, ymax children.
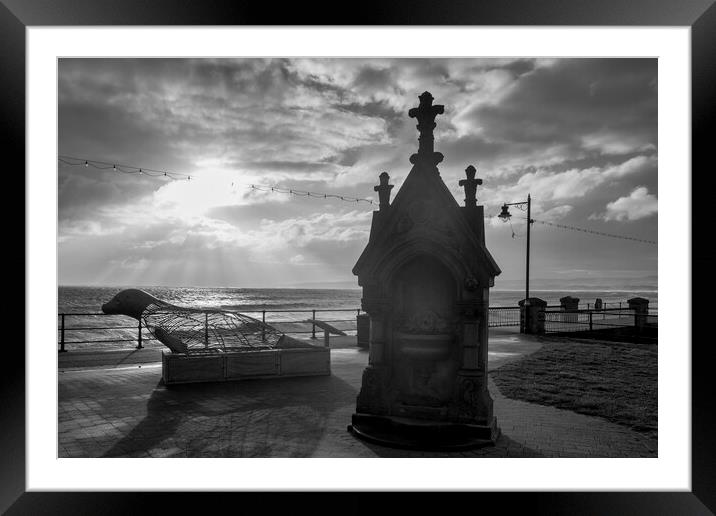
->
<box><xmin>102</xmin><ymin>373</ymin><xmax>358</xmax><ymax>458</ymax></box>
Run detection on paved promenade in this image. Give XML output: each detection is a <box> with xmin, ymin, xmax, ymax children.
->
<box><xmin>58</xmin><ymin>329</ymin><xmax>656</xmax><ymax>458</ymax></box>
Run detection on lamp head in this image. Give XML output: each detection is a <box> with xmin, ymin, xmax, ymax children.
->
<box><xmin>498</xmin><ymin>204</ymin><xmax>512</xmax><ymax>221</ymax></box>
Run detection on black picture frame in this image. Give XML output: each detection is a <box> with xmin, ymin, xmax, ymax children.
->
<box><xmin>5</xmin><ymin>0</ymin><xmax>713</xmax><ymax>513</ymax></box>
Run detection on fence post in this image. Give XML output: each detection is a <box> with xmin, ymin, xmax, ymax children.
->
<box><xmin>589</xmin><ymin>311</ymin><xmax>593</xmax><ymax>331</ymax></box>
<box><xmin>356</xmin><ymin>312</ymin><xmax>370</xmax><ymax>348</ymax></box>
<box><xmin>628</xmin><ymin>297</ymin><xmax>649</xmax><ymax>333</ymax></box>
<box><xmin>560</xmin><ymin>296</ymin><xmax>579</xmax><ymax>324</ymax></box>
<box><xmin>204</xmin><ymin>312</ymin><xmax>209</xmax><ymax>348</ymax></box>
<box><xmin>262</xmin><ymin>310</ymin><xmax>266</xmax><ymax>342</ymax></box>
<box><xmin>59</xmin><ymin>314</ymin><xmax>66</xmax><ymax>352</ymax></box>
<box><xmin>136</xmin><ymin>320</ymin><xmax>143</xmax><ymax>349</ymax></box>
<box><xmin>519</xmin><ymin>298</ymin><xmax>547</xmax><ymax>334</ymax></box>
<box><xmin>311</xmin><ymin>309</ymin><xmax>317</xmax><ymax>339</ymax></box>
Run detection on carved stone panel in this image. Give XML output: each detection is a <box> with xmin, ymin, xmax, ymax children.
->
<box><xmin>389</xmin><ymin>255</ymin><xmax>461</xmax><ymax>411</ymax></box>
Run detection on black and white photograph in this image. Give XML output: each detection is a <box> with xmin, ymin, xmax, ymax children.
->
<box><xmin>57</xmin><ymin>56</ymin><xmax>659</xmax><ymax>459</ymax></box>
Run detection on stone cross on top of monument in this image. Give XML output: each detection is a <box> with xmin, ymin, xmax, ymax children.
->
<box><xmin>459</xmin><ymin>165</ymin><xmax>483</xmax><ymax>207</ymax></box>
<box><xmin>409</xmin><ymin>91</ymin><xmax>445</xmax><ymax>166</ymax></box>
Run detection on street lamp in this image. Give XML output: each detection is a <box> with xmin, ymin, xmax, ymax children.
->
<box><xmin>498</xmin><ymin>194</ymin><xmax>534</xmax><ymax>329</ymax></box>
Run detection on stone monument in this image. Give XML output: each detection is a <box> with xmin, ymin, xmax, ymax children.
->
<box><xmin>348</xmin><ymin>92</ymin><xmax>502</xmax><ymax>449</ymax></box>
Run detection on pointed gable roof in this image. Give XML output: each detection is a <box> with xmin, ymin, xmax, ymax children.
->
<box><xmin>353</xmin><ymin>159</ymin><xmax>501</xmax><ymax>282</ymax></box>
<box><xmin>353</xmin><ymin>90</ymin><xmax>500</xmax><ymax>286</ymax></box>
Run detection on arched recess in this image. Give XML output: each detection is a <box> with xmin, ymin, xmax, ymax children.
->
<box><xmin>389</xmin><ymin>254</ymin><xmax>457</xmax><ymax>334</ymax></box>
<box><xmin>386</xmin><ymin>253</ymin><xmax>462</xmax><ymax>408</ymax></box>
<box><xmin>371</xmin><ymin>236</ymin><xmax>471</xmax><ymax>299</ymax></box>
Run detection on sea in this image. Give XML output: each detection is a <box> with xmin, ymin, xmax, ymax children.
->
<box><xmin>58</xmin><ymin>284</ymin><xmax>657</xmax><ymax>352</ymax></box>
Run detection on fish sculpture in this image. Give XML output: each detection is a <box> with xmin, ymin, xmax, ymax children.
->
<box><xmin>101</xmin><ymin>288</ymin><xmax>303</xmax><ymax>354</ymax></box>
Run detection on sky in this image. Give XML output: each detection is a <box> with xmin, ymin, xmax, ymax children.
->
<box><xmin>58</xmin><ymin>58</ymin><xmax>658</xmax><ymax>288</ymax></box>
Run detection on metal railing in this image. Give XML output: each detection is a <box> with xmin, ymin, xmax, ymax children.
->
<box><xmin>487</xmin><ymin>307</ymin><xmax>521</xmax><ymax>327</ymax></box>
<box><xmin>58</xmin><ymin>303</ymin><xmax>657</xmax><ymax>351</ymax></box>
<box><xmin>578</xmin><ymin>302</ymin><xmax>658</xmax><ymax>312</ymax></box>
<box><xmin>543</xmin><ymin>308</ymin><xmax>639</xmax><ymax>333</ymax></box>
<box><xmin>58</xmin><ymin>308</ymin><xmax>361</xmax><ymax>352</ymax></box>
<box><xmin>645</xmin><ymin>313</ymin><xmax>659</xmax><ymax>325</ymax></box>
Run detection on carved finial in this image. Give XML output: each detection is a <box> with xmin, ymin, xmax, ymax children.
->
<box><xmin>374</xmin><ymin>172</ymin><xmax>394</xmax><ymax>211</ymax></box>
<box><xmin>459</xmin><ymin>165</ymin><xmax>482</xmax><ymax>207</ymax></box>
<box><xmin>408</xmin><ymin>91</ymin><xmax>444</xmax><ymax>166</ymax></box>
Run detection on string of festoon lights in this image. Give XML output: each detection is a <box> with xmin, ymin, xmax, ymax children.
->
<box><xmin>58</xmin><ymin>155</ymin><xmax>375</xmax><ymax>205</ymax></box>
<box><xmin>529</xmin><ymin>219</ymin><xmax>657</xmax><ymax>245</ymax></box>
<box><xmin>58</xmin><ymin>155</ymin><xmax>656</xmax><ymax>245</ymax></box>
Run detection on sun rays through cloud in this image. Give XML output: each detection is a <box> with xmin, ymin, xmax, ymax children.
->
<box><xmin>59</xmin><ymin>57</ymin><xmax>657</xmax><ymax>286</ymax></box>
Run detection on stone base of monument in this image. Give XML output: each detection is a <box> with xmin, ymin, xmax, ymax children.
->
<box><xmin>348</xmin><ymin>413</ymin><xmax>500</xmax><ymax>451</ymax></box>
<box><xmin>161</xmin><ymin>346</ymin><xmax>330</xmax><ymax>385</ymax></box>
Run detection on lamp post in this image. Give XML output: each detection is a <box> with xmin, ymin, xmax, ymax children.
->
<box><xmin>498</xmin><ymin>194</ymin><xmax>534</xmax><ymax>331</ymax></box>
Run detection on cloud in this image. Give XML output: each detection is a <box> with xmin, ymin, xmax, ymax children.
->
<box><xmin>455</xmin><ymin>59</ymin><xmax>657</xmax><ymax>164</ymax></box>
<box><xmin>591</xmin><ymin>187</ymin><xmax>658</xmax><ymax>221</ymax></box>
<box><xmin>479</xmin><ymin>154</ymin><xmax>655</xmax><ymax>210</ymax></box>
<box><xmin>58</xmin><ymin>219</ymin><xmax>125</xmax><ymax>243</ymax></box>
<box><xmin>581</xmin><ymin>129</ymin><xmax>656</xmax><ymax>155</ymax></box>
<box><xmin>538</xmin><ymin>205</ymin><xmax>574</xmax><ymax>221</ymax></box>
<box><xmin>602</xmin><ymin>154</ymin><xmax>657</xmax><ymax>179</ymax></box>
<box><xmin>58</xmin><ymin>57</ymin><xmax>658</xmax><ymax>286</ymax></box>
<box><xmin>251</xmin><ymin>210</ymin><xmax>373</xmax><ymax>252</ymax></box>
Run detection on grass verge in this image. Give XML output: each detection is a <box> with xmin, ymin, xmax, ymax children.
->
<box><xmin>490</xmin><ymin>338</ymin><xmax>657</xmax><ymax>439</ymax></box>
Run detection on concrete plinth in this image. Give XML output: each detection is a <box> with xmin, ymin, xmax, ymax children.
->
<box><xmin>560</xmin><ymin>296</ymin><xmax>580</xmax><ymax>324</ymax></box>
<box><xmin>519</xmin><ymin>297</ymin><xmax>547</xmax><ymax>334</ymax></box>
<box><xmin>560</xmin><ymin>296</ymin><xmax>580</xmax><ymax>311</ymax></box>
<box><xmin>627</xmin><ymin>297</ymin><xmax>650</xmax><ymax>331</ymax></box>
<box><xmin>349</xmin><ymin>413</ymin><xmax>499</xmax><ymax>451</ymax></box>
<box><xmin>356</xmin><ymin>313</ymin><xmax>370</xmax><ymax>348</ymax></box>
